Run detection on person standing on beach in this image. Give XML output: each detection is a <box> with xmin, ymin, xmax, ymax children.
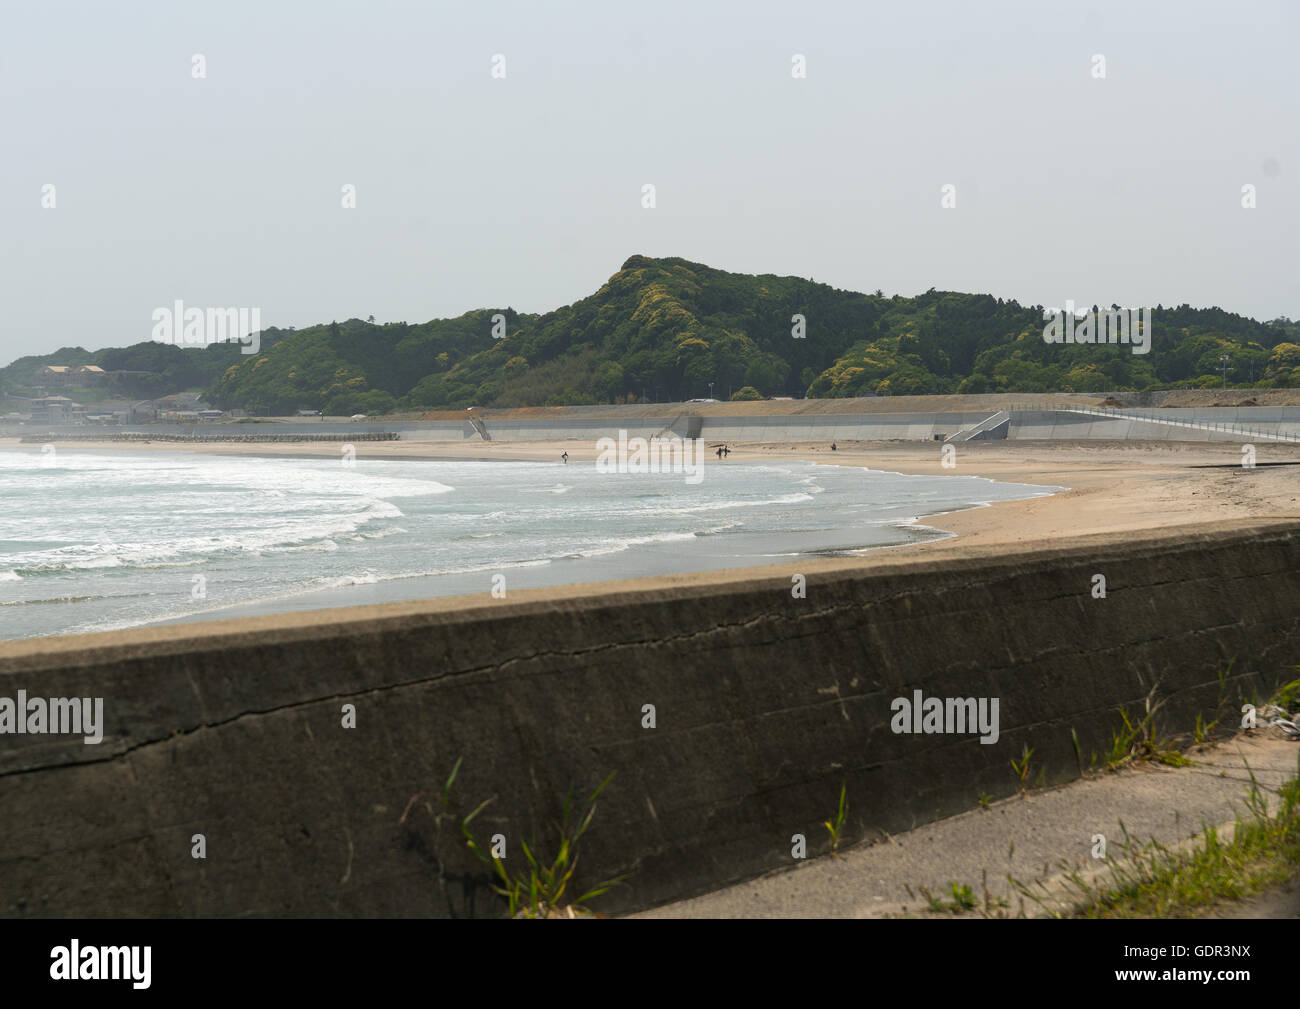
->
<box><xmin>561</xmin><ymin>451</ymin><xmax>568</xmax><ymax>464</ymax></box>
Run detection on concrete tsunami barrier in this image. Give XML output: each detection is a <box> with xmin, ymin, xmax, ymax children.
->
<box><xmin>1</xmin><ymin>520</ymin><xmax>1298</xmax><ymax>917</ymax></box>
<box><xmin>18</xmin><ymin>432</ymin><xmax>401</xmax><ymax>444</ymax></box>
<box><xmin>425</xmin><ymin>402</ymin><xmax>1300</xmax><ymax>444</ymax></box>
<box><xmin>12</xmin><ymin>402</ymin><xmax>1300</xmax><ymax>445</ymax></box>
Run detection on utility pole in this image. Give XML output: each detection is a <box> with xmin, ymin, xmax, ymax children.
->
<box><xmin>1220</xmin><ymin>354</ymin><xmax>1230</xmax><ymax>389</ymax></box>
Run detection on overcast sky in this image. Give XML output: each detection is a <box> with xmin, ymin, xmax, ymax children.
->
<box><xmin>2</xmin><ymin>0</ymin><xmax>1296</xmax><ymax>363</ymax></box>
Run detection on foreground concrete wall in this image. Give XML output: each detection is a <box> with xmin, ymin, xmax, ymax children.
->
<box><xmin>1</xmin><ymin>521</ymin><xmax>1297</xmax><ymax>917</ymax></box>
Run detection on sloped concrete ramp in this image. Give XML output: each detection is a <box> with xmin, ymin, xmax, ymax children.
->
<box><xmin>947</xmin><ymin>411</ymin><xmax>1010</xmax><ymax>443</ymax></box>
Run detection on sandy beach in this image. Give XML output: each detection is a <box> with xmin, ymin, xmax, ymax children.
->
<box><xmin>7</xmin><ymin>436</ymin><xmax>1299</xmax><ymax>564</ymax></box>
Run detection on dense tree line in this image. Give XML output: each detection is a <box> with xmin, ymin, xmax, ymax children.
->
<box><xmin>5</xmin><ymin>257</ymin><xmax>1297</xmax><ymax>413</ymax></box>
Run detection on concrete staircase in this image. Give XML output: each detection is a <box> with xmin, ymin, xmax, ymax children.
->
<box><xmin>467</xmin><ymin>414</ymin><xmax>491</xmax><ymax>441</ymax></box>
<box><xmin>946</xmin><ymin>410</ymin><xmax>1010</xmax><ymax>442</ymax></box>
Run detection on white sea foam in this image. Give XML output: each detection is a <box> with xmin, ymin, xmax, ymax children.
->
<box><xmin>0</xmin><ymin>453</ymin><xmax>1059</xmax><ymax>641</ymax></box>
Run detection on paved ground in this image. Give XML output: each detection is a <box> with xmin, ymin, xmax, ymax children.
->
<box><xmin>1208</xmin><ymin>876</ymin><xmax>1300</xmax><ymax>918</ymax></box>
<box><xmin>633</xmin><ymin>734</ymin><xmax>1300</xmax><ymax>918</ymax></box>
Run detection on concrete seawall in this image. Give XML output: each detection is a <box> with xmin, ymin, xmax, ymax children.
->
<box><xmin>9</xmin><ymin>400</ymin><xmax>1300</xmax><ymax>445</ymax></box>
<box><xmin>2</xmin><ymin>521</ymin><xmax>1297</xmax><ymax>917</ymax></box>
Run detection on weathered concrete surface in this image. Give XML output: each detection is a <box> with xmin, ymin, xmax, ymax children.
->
<box><xmin>635</xmin><ymin>735</ymin><xmax>1300</xmax><ymax>918</ymax></box>
<box><xmin>1</xmin><ymin>521</ymin><xmax>1298</xmax><ymax>917</ymax></box>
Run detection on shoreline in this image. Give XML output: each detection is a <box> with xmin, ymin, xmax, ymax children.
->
<box><xmin>7</xmin><ymin>435</ymin><xmax>1300</xmax><ymax>550</ymax></box>
<box><xmin>4</xmin><ymin>437</ymin><xmax>1300</xmax><ymax>641</ymax></box>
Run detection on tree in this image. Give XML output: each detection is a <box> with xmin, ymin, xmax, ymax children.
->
<box><xmin>592</xmin><ymin>360</ymin><xmax>625</xmax><ymax>401</ymax></box>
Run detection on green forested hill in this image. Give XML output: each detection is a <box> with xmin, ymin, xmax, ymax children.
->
<box><xmin>5</xmin><ymin>255</ymin><xmax>1299</xmax><ymax>413</ymax></box>
<box><xmin>0</xmin><ymin>339</ymin><xmax>275</xmax><ymax>403</ymax></box>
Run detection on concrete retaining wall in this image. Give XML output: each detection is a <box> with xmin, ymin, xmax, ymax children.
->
<box><xmin>2</xmin><ymin>521</ymin><xmax>1297</xmax><ymax>917</ymax></box>
<box><xmin>10</xmin><ymin>405</ymin><xmax>1300</xmax><ymax>444</ymax></box>
<box><xmin>3</xmin><ymin>421</ymin><xmax>474</xmax><ymax>442</ymax></box>
<box><xmin>1007</xmin><ymin>411</ymin><xmax>1282</xmax><ymax>443</ymax></box>
<box><xmin>472</xmin><ymin>409</ymin><xmax>1296</xmax><ymax>444</ymax></box>
<box><xmin>474</xmin><ymin>412</ymin><xmax>992</xmax><ymax>443</ymax></box>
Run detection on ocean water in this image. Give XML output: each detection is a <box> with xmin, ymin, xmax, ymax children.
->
<box><xmin>0</xmin><ymin>449</ymin><xmax>1061</xmax><ymax>641</ymax></box>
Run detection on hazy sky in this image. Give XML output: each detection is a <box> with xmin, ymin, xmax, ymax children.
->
<box><xmin>3</xmin><ymin>0</ymin><xmax>1296</xmax><ymax>363</ymax></box>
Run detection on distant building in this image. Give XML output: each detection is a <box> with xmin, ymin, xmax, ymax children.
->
<box><xmin>30</xmin><ymin>396</ymin><xmax>86</xmax><ymax>425</ymax></box>
<box><xmin>38</xmin><ymin>365</ymin><xmax>73</xmax><ymax>387</ymax></box>
<box><xmin>156</xmin><ymin>392</ymin><xmax>205</xmax><ymax>410</ymax></box>
<box><xmin>92</xmin><ymin>399</ymin><xmax>134</xmax><ymax>424</ymax></box>
<box><xmin>153</xmin><ymin>393</ymin><xmax>212</xmax><ymax>423</ymax></box>
<box><xmin>37</xmin><ymin>365</ymin><xmax>106</xmax><ymax>388</ymax></box>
